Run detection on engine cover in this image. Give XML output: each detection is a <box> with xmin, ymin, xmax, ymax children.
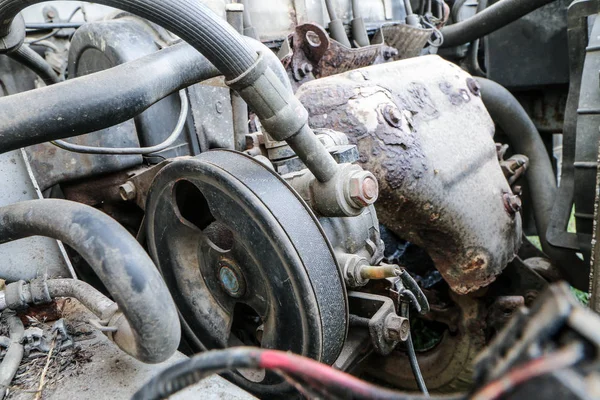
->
<box><xmin>296</xmin><ymin>55</ymin><xmax>522</xmax><ymax>294</ymax></box>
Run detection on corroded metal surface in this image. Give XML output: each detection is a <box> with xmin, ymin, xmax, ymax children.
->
<box><xmin>289</xmin><ymin>23</ymin><xmax>398</xmax><ymax>81</ymax></box>
<box><xmin>364</xmin><ymin>291</ymin><xmax>486</xmax><ymax>392</ymax></box>
<box><xmin>297</xmin><ymin>56</ymin><xmax>522</xmax><ymax>294</ymax></box>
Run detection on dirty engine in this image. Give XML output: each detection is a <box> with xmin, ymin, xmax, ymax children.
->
<box><xmin>0</xmin><ymin>0</ymin><xmax>599</xmax><ymax>399</ymax></box>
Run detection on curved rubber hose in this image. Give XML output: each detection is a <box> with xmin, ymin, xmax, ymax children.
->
<box><xmin>476</xmin><ymin>78</ymin><xmax>588</xmax><ymax>288</ymax></box>
<box><xmin>0</xmin><ymin>0</ymin><xmax>256</xmax><ymax>80</ymax></box>
<box><xmin>0</xmin><ymin>42</ymin><xmax>219</xmax><ymax>154</ymax></box>
<box><xmin>0</xmin><ymin>199</ymin><xmax>180</xmax><ymax>364</ymax></box>
<box><xmin>440</xmin><ymin>0</ymin><xmax>555</xmax><ymax>48</ymax></box>
<box><xmin>0</xmin><ymin>312</ymin><xmax>23</xmax><ymax>399</ymax></box>
<box><xmin>7</xmin><ymin>44</ymin><xmax>60</xmax><ymax>85</ymax></box>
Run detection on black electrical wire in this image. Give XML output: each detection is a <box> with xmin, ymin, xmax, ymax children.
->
<box><xmin>132</xmin><ymin>347</ymin><xmax>459</xmax><ymax>400</ymax></box>
<box><xmin>51</xmin><ymin>90</ymin><xmax>188</xmax><ymax>155</ymax></box>
<box><xmin>402</xmin><ymin>305</ymin><xmax>429</xmax><ymax>397</ymax></box>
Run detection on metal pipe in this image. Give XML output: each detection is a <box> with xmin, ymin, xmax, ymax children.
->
<box><xmin>227</xmin><ymin>3</ymin><xmax>250</xmax><ymax>152</ymax></box>
<box><xmin>0</xmin><ymin>200</ymin><xmax>180</xmax><ymax>364</ymax></box>
<box><xmin>476</xmin><ymin>77</ymin><xmax>588</xmax><ymax>289</ymax></box>
<box><xmin>50</xmin><ymin>90</ymin><xmax>189</xmax><ymax>155</ymax></box>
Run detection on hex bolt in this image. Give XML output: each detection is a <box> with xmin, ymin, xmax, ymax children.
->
<box><xmin>297</xmin><ymin>62</ymin><xmax>314</xmax><ymax>78</ymax></box>
<box><xmin>383</xmin><ymin>48</ymin><xmax>399</xmax><ymax>60</ymax></box>
<box><xmin>348</xmin><ymin>170</ymin><xmax>379</xmax><ymax>208</ymax></box>
<box><xmin>467</xmin><ymin>78</ymin><xmax>481</xmax><ymax>96</ymax></box>
<box><xmin>119</xmin><ymin>181</ymin><xmax>137</xmax><ymax>202</ymax></box>
<box><xmin>502</xmin><ymin>192</ymin><xmax>522</xmax><ymax>215</ymax></box>
<box><xmin>384</xmin><ymin>313</ymin><xmax>410</xmax><ymax>342</ymax></box>
<box><xmin>218</xmin><ymin>259</ymin><xmax>246</xmax><ymax>298</ymax></box>
<box><xmin>383</xmin><ymin>104</ymin><xmax>403</xmax><ymax>128</ymax></box>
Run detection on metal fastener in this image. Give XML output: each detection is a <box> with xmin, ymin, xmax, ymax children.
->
<box><xmin>383</xmin><ymin>104</ymin><xmax>403</xmax><ymax>128</ymax></box>
<box><xmin>502</xmin><ymin>192</ymin><xmax>522</xmax><ymax>215</ymax></box>
<box><xmin>467</xmin><ymin>78</ymin><xmax>481</xmax><ymax>96</ymax></box>
<box><xmin>119</xmin><ymin>181</ymin><xmax>137</xmax><ymax>201</ymax></box>
<box><xmin>348</xmin><ymin>170</ymin><xmax>379</xmax><ymax>208</ymax></box>
<box><xmin>384</xmin><ymin>313</ymin><xmax>410</xmax><ymax>342</ymax></box>
<box><xmin>218</xmin><ymin>259</ymin><xmax>246</xmax><ymax>298</ymax></box>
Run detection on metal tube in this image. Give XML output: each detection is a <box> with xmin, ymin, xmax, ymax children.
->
<box><xmin>227</xmin><ymin>3</ymin><xmax>250</xmax><ymax>152</ymax></box>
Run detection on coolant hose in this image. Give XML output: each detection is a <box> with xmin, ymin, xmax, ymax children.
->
<box><xmin>7</xmin><ymin>44</ymin><xmax>60</xmax><ymax>85</ymax></box>
<box><xmin>0</xmin><ymin>0</ymin><xmax>338</xmax><ymax>182</ymax></box>
<box><xmin>476</xmin><ymin>78</ymin><xmax>588</xmax><ymax>289</ymax></box>
<box><xmin>440</xmin><ymin>0</ymin><xmax>556</xmax><ymax>48</ymax></box>
<box><xmin>0</xmin><ymin>37</ymin><xmax>288</xmax><ymax>154</ymax></box>
<box><xmin>0</xmin><ymin>199</ymin><xmax>180</xmax><ymax>364</ymax></box>
<box><xmin>0</xmin><ymin>0</ymin><xmax>254</xmax><ymax>78</ymax></box>
<box><xmin>0</xmin><ymin>42</ymin><xmax>218</xmax><ymax>152</ymax></box>
<box><xmin>0</xmin><ymin>311</ymin><xmax>24</xmax><ymax>399</ymax></box>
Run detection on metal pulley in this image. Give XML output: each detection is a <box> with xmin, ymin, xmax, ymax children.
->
<box><xmin>145</xmin><ymin>150</ymin><xmax>348</xmax><ymax>396</ymax></box>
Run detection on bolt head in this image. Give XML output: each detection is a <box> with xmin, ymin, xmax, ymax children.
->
<box><xmin>383</xmin><ymin>104</ymin><xmax>403</xmax><ymax>128</ymax></box>
<box><xmin>467</xmin><ymin>78</ymin><xmax>481</xmax><ymax>96</ymax></box>
<box><xmin>119</xmin><ymin>182</ymin><xmax>137</xmax><ymax>201</ymax></box>
<box><xmin>218</xmin><ymin>259</ymin><xmax>246</xmax><ymax>298</ymax></box>
<box><xmin>384</xmin><ymin>314</ymin><xmax>410</xmax><ymax>342</ymax></box>
<box><xmin>502</xmin><ymin>192</ymin><xmax>522</xmax><ymax>215</ymax></box>
<box><xmin>348</xmin><ymin>171</ymin><xmax>379</xmax><ymax>208</ymax></box>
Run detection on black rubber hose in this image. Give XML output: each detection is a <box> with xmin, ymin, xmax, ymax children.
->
<box><xmin>440</xmin><ymin>0</ymin><xmax>555</xmax><ymax>48</ymax></box>
<box><xmin>0</xmin><ymin>0</ymin><xmax>256</xmax><ymax>79</ymax></box>
<box><xmin>0</xmin><ymin>42</ymin><xmax>219</xmax><ymax>154</ymax></box>
<box><xmin>7</xmin><ymin>44</ymin><xmax>60</xmax><ymax>85</ymax></box>
<box><xmin>0</xmin><ymin>311</ymin><xmax>24</xmax><ymax>399</ymax></box>
<box><xmin>0</xmin><ymin>199</ymin><xmax>180</xmax><ymax>364</ymax></box>
<box><xmin>0</xmin><ymin>37</ymin><xmax>289</xmax><ymax>155</ymax></box>
<box><xmin>476</xmin><ymin>78</ymin><xmax>588</xmax><ymax>289</ymax></box>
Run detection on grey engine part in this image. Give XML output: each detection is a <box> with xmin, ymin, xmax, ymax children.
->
<box><xmin>0</xmin><ymin>0</ymin><xmax>596</xmax><ymax>399</ymax></box>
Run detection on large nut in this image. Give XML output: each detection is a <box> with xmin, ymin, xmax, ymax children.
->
<box><xmin>347</xmin><ymin>170</ymin><xmax>379</xmax><ymax>208</ymax></box>
<box><xmin>383</xmin><ymin>313</ymin><xmax>410</xmax><ymax>343</ymax></box>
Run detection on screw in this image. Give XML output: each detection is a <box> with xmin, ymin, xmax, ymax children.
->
<box><xmin>502</xmin><ymin>192</ymin><xmax>522</xmax><ymax>215</ymax></box>
<box><xmin>348</xmin><ymin>170</ymin><xmax>379</xmax><ymax>208</ymax></box>
<box><xmin>383</xmin><ymin>48</ymin><xmax>399</xmax><ymax>60</ymax></box>
<box><xmin>384</xmin><ymin>314</ymin><xmax>410</xmax><ymax>342</ymax></box>
<box><xmin>218</xmin><ymin>260</ymin><xmax>246</xmax><ymax>298</ymax></box>
<box><xmin>383</xmin><ymin>104</ymin><xmax>403</xmax><ymax>128</ymax></box>
<box><xmin>467</xmin><ymin>78</ymin><xmax>481</xmax><ymax>96</ymax></box>
<box><xmin>119</xmin><ymin>182</ymin><xmax>137</xmax><ymax>201</ymax></box>
<box><xmin>297</xmin><ymin>62</ymin><xmax>313</xmax><ymax>78</ymax></box>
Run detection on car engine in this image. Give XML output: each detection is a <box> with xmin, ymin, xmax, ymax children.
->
<box><xmin>0</xmin><ymin>0</ymin><xmax>599</xmax><ymax>399</ymax></box>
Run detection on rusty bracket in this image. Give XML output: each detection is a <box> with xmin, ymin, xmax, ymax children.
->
<box><xmin>288</xmin><ymin>23</ymin><xmax>398</xmax><ymax>82</ymax></box>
